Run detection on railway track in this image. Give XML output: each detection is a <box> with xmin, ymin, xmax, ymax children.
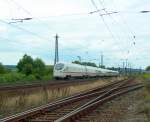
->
<box><xmin>0</xmin><ymin>78</ymin><xmax>100</xmax><ymax>91</ymax></box>
<box><xmin>0</xmin><ymin>78</ymin><xmax>143</xmax><ymax>122</ymax></box>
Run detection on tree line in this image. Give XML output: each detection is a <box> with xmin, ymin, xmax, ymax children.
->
<box><xmin>17</xmin><ymin>54</ymin><xmax>47</xmax><ymax>79</ymax></box>
<box><xmin>146</xmin><ymin>66</ymin><xmax>150</xmax><ymax>71</ymax></box>
<box><xmin>0</xmin><ymin>55</ymin><xmax>150</xmax><ymax>84</ymax></box>
<box><xmin>72</xmin><ymin>60</ymin><xmax>105</xmax><ymax>68</ymax></box>
<box><xmin>0</xmin><ymin>54</ymin><xmax>53</xmax><ymax>84</ymax></box>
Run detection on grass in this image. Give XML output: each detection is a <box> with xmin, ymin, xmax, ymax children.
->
<box><xmin>0</xmin><ymin>72</ymin><xmax>53</xmax><ymax>86</ymax></box>
<box><xmin>0</xmin><ymin>65</ymin><xmax>54</xmax><ymax>86</ymax></box>
<box><xmin>0</xmin><ymin>78</ymin><xmax>110</xmax><ymax>118</ymax></box>
<box><xmin>138</xmin><ymin>73</ymin><xmax>150</xmax><ymax>118</ymax></box>
<box><xmin>0</xmin><ymin>65</ymin><xmax>53</xmax><ymax>86</ymax></box>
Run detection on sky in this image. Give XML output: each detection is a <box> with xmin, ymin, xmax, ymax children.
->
<box><xmin>0</xmin><ymin>0</ymin><xmax>150</xmax><ymax>69</ymax></box>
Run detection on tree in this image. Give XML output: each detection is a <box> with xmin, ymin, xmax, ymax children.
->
<box><xmin>99</xmin><ymin>65</ymin><xmax>105</xmax><ymax>69</ymax></box>
<box><xmin>72</xmin><ymin>60</ymin><xmax>97</xmax><ymax>67</ymax></box>
<box><xmin>0</xmin><ymin>63</ymin><xmax>6</xmax><ymax>74</ymax></box>
<box><xmin>81</xmin><ymin>62</ymin><xmax>97</xmax><ymax>67</ymax></box>
<box><xmin>146</xmin><ymin>66</ymin><xmax>150</xmax><ymax>71</ymax></box>
<box><xmin>72</xmin><ymin>61</ymin><xmax>81</xmax><ymax>65</ymax></box>
<box><xmin>17</xmin><ymin>54</ymin><xmax>47</xmax><ymax>79</ymax></box>
<box><xmin>17</xmin><ymin>54</ymin><xmax>34</xmax><ymax>75</ymax></box>
<box><xmin>107</xmin><ymin>67</ymin><xmax>115</xmax><ymax>70</ymax></box>
<box><xmin>33</xmin><ymin>58</ymin><xmax>46</xmax><ymax>79</ymax></box>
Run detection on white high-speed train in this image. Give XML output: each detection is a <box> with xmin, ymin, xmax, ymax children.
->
<box><xmin>53</xmin><ymin>62</ymin><xmax>119</xmax><ymax>79</ymax></box>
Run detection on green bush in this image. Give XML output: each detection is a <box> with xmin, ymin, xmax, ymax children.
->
<box><xmin>0</xmin><ymin>63</ymin><xmax>6</xmax><ymax>74</ymax></box>
<box><xmin>0</xmin><ymin>73</ymin><xmax>26</xmax><ymax>84</ymax></box>
<box><xmin>45</xmin><ymin>66</ymin><xmax>53</xmax><ymax>74</ymax></box>
<box><xmin>0</xmin><ymin>54</ymin><xmax>54</xmax><ymax>85</ymax></box>
<box><xmin>17</xmin><ymin>54</ymin><xmax>48</xmax><ymax>80</ymax></box>
<box><xmin>33</xmin><ymin>58</ymin><xmax>46</xmax><ymax>79</ymax></box>
<box><xmin>24</xmin><ymin>74</ymin><xmax>36</xmax><ymax>81</ymax></box>
<box><xmin>0</xmin><ymin>72</ymin><xmax>53</xmax><ymax>85</ymax></box>
<box><xmin>0</xmin><ymin>73</ymin><xmax>39</xmax><ymax>85</ymax></box>
<box><xmin>42</xmin><ymin>74</ymin><xmax>53</xmax><ymax>81</ymax></box>
<box><xmin>17</xmin><ymin>54</ymin><xmax>34</xmax><ymax>75</ymax></box>
<box><xmin>146</xmin><ymin>66</ymin><xmax>150</xmax><ymax>71</ymax></box>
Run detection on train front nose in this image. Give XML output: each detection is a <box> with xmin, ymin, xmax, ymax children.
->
<box><xmin>53</xmin><ymin>71</ymin><xmax>64</xmax><ymax>78</ymax></box>
<box><xmin>53</xmin><ymin>63</ymin><xmax>65</xmax><ymax>78</ymax></box>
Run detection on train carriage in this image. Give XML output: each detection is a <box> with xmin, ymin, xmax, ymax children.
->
<box><xmin>53</xmin><ymin>62</ymin><xmax>119</xmax><ymax>79</ymax></box>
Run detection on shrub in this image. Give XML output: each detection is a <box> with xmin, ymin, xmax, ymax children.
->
<box><xmin>24</xmin><ymin>74</ymin><xmax>36</xmax><ymax>81</ymax></box>
<box><xmin>0</xmin><ymin>73</ymin><xmax>26</xmax><ymax>84</ymax></box>
<box><xmin>0</xmin><ymin>63</ymin><xmax>6</xmax><ymax>74</ymax></box>
<box><xmin>42</xmin><ymin>74</ymin><xmax>53</xmax><ymax>81</ymax></box>
<box><xmin>45</xmin><ymin>66</ymin><xmax>53</xmax><ymax>74</ymax></box>
<box><xmin>33</xmin><ymin>58</ymin><xmax>46</xmax><ymax>79</ymax></box>
<box><xmin>17</xmin><ymin>54</ymin><xmax>47</xmax><ymax>79</ymax></box>
<box><xmin>17</xmin><ymin>54</ymin><xmax>34</xmax><ymax>75</ymax></box>
<box><xmin>146</xmin><ymin>66</ymin><xmax>150</xmax><ymax>71</ymax></box>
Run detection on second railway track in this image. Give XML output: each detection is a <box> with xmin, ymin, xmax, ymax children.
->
<box><xmin>0</xmin><ymin>78</ymin><xmax>143</xmax><ymax>122</ymax></box>
<box><xmin>0</xmin><ymin>78</ymin><xmax>101</xmax><ymax>91</ymax></box>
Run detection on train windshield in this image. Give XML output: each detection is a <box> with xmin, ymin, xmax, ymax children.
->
<box><xmin>55</xmin><ymin>63</ymin><xmax>64</xmax><ymax>70</ymax></box>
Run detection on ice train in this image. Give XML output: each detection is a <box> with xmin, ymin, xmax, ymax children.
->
<box><xmin>53</xmin><ymin>62</ymin><xmax>119</xmax><ymax>79</ymax></box>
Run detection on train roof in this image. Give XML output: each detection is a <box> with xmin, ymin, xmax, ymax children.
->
<box><xmin>55</xmin><ymin>62</ymin><xmax>118</xmax><ymax>73</ymax></box>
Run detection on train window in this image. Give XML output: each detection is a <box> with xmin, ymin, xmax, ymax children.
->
<box><xmin>55</xmin><ymin>63</ymin><xmax>64</xmax><ymax>70</ymax></box>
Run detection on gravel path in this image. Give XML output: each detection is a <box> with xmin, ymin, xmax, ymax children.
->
<box><xmin>83</xmin><ymin>88</ymin><xmax>149</xmax><ymax>122</ymax></box>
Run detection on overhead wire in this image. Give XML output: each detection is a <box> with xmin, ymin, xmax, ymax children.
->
<box><xmin>111</xmin><ymin>0</ymin><xmax>137</xmax><ymax>59</ymax></box>
<box><xmin>8</xmin><ymin>0</ymin><xmax>98</xmax><ymax>20</ymax></box>
<box><xmin>3</xmin><ymin>1</ymin><xmax>145</xmax><ymax>50</ymax></box>
<box><xmin>0</xmin><ymin>19</ymin><xmax>49</xmax><ymax>41</ymax></box>
<box><xmin>10</xmin><ymin>0</ymin><xmax>90</xmax><ymax>18</ymax></box>
<box><xmin>90</xmin><ymin>0</ymin><xmax>118</xmax><ymax>43</ymax></box>
<box><xmin>90</xmin><ymin>0</ymin><xmax>126</xmax><ymax>55</ymax></box>
<box><xmin>2</xmin><ymin>0</ymin><xmax>51</xmax><ymax>40</ymax></box>
<box><xmin>9</xmin><ymin>0</ymin><xmax>116</xmax><ymax>63</ymax></box>
<box><xmin>4</xmin><ymin>0</ymin><xmax>94</xmax><ymax>50</ymax></box>
<box><xmin>3</xmin><ymin>0</ymin><xmax>50</xmax><ymax>41</ymax></box>
<box><xmin>7</xmin><ymin>0</ymin><xmax>136</xmax><ymax>49</ymax></box>
<box><xmin>90</xmin><ymin>0</ymin><xmax>136</xmax><ymax>68</ymax></box>
<box><xmin>112</xmin><ymin>3</ymin><xmax>137</xmax><ymax>51</ymax></box>
<box><xmin>98</xmin><ymin>0</ymin><xmax>133</xmax><ymax>58</ymax></box>
<box><xmin>98</xmin><ymin>0</ymin><xmax>133</xmax><ymax>44</ymax></box>
<box><xmin>111</xmin><ymin>0</ymin><xmax>136</xmax><ymax>43</ymax></box>
<box><xmin>2</xmin><ymin>0</ymin><xmax>90</xmax><ymax>62</ymax></box>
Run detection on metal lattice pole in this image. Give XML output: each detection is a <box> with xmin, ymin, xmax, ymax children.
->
<box><xmin>54</xmin><ymin>34</ymin><xmax>59</xmax><ymax>65</ymax></box>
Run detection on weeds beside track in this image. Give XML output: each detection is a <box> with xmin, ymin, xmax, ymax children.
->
<box><xmin>0</xmin><ymin>78</ymin><xmax>143</xmax><ymax>122</ymax></box>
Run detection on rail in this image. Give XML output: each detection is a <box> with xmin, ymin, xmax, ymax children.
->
<box><xmin>0</xmin><ymin>78</ymin><xmax>142</xmax><ymax>122</ymax></box>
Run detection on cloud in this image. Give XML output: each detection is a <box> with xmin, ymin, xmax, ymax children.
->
<box><xmin>0</xmin><ymin>26</ymin><xmax>8</xmax><ymax>33</ymax></box>
<box><xmin>0</xmin><ymin>52</ymin><xmax>24</xmax><ymax>65</ymax></box>
<box><xmin>0</xmin><ymin>0</ymin><xmax>149</xmax><ymax>69</ymax></box>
